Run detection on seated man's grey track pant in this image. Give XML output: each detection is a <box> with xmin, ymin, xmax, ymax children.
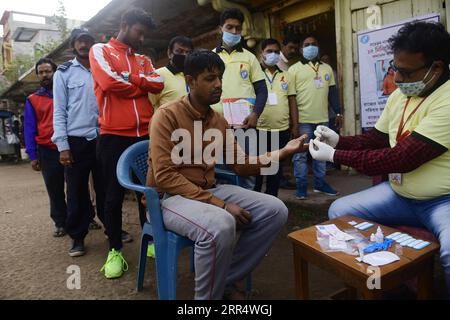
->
<box><xmin>161</xmin><ymin>184</ymin><xmax>288</xmax><ymax>300</ymax></box>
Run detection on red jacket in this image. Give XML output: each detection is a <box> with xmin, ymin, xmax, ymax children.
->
<box><xmin>27</xmin><ymin>89</ymin><xmax>57</xmax><ymax>148</ymax></box>
<box><xmin>89</xmin><ymin>38</ymin><xmax>164</xmax><ymax>137</ymax></box>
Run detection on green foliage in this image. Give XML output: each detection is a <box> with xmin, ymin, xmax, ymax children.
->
<box><xmin>3</xmin><ymin>54</ymin><xmax>35</xmax><ymax>83</ymax></box>
<box><xmin>0</xmin><ymin>74</ymin><xmax>11</xmax><ymax>95</ymax></box>
<box><xmin>34</xmin><ymin>40</ymin><xmax>61</xmax><ymax>59</ymax></box>
<box><xmin>55</xmin><ymin>0</ymin><xmax>69</xmax><ymax>40</ymax></box>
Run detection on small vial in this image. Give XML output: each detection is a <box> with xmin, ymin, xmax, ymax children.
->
<box><xmin>375</xmin><ymin>227</ymin><xmax>384</xmax><ymax>243</ymax></box>
<box><xmin>395</xmin><ymin>244</ymin><xmax>403</xmax><ymax>256</ymax></box>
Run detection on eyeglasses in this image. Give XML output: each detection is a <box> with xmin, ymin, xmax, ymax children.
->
<box><xmin>389</xmin><ymin>61</ymin><xmax>433</xmax><ymax>79</ymax></box>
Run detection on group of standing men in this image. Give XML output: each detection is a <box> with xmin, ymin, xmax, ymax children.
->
<box><xmin>25</xmin><ymin>9</ymin><xmax>161</xmax><ymax>277</ymax></box>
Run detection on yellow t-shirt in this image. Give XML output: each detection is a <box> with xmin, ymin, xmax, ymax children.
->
<box><xmin>149</xmin><ymin>67</ymin><xmax>188</xmax><ymax>108</ymax></box>
<box><xmin>257</xmin><ymin>67</ymin><xmax>295</xmax><ymax>131</ymax></box>
<box><xmin>212</xmin><ymin>47</ymin><xmax>265</xmax><ymax>114</ymax></box>
<box><xmin>375</xmin><ymin>80</ymin><xmax>450</xmax><ymax>200</ymax></box>
<box><xmin>289</xmin><ymin>61</ymin><xmax>335</xmax><ymax>124</ymax></box>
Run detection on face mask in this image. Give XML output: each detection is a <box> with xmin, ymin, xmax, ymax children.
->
<box><xmin>395</xmin><ymin>65</ymin><xmax>435</xmax><ymax>97</ymax></box>
<box><xmin>303</xmin><ymin>45</ymin><xmax>319</xmax><ymax>61</ymax></box>
<box><xmin>172</xmin><ymin>54</ymin><xmax>186</xmax><ymax>71</ymax></box>
<box><xmin>222</xmin><ymin>31</ymin><xmax>241</xmax><ymax>47</ymax></box>
<box><xmin>264</xmin><ymin>52</ymin><xmax>280</xmax><ymax>67</ymax></box>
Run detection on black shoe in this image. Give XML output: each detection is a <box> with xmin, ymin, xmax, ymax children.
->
<box><xmin>121</xmin><ymin>230</ymin><xmax>133</xmax><ymax>243</ymax></box>
<box><xmin>69</xmin><ymin>239</ymin><xmax>85</xmax><ymax>257</ymax></box>
<box><xmin>53</xmin><ymin>227</ymin><xmax>66</xmax><ymax>238</ymax></box>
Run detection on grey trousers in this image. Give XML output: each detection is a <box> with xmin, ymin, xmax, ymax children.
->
<box><xmin>161</xmin><ymin>184</ymin><xmax>288</xmax><ymax>300</ymax></box>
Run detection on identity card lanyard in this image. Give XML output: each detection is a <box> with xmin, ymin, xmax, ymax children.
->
<box><xmin>309</xmin><ymin>62</ymin><xmax>323</xmax><ymax>89</ymax></box>
<box><xmin>263</xmin><ymin>69</ymin><xmax>279</xmax><ymax>91</ymax></box>
<box><xmin>264</xmin><ymin>69</ymin><xmax>279</xmax><ymax>106</ymax></box>
<box><xmin>309</xmin><ymin>62</ymin><xmax>320</xmax><ymax>77</ymax></box>
<box><xmin>396</xmin><ymin>97</ymin><xmax>427</xmax><ymax>142</ymax></box>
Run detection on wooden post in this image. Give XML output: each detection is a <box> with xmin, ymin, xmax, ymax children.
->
<box><xmin>335</xmin><ymin>0</ymin><xmax>357</xmax><ymax>136</ymax></box>
<box><xmin>417</xmin><ymin>258</ymin><xmax>434</xmax><ymax>300</ymax></box>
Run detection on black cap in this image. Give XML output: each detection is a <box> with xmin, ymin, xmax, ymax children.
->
<box><xmin>70</xmin><ymin>28</ymin><xmax>95</xmax><ymax>47</ymax></box>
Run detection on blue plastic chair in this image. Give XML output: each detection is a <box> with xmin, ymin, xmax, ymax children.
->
<box><xmin>116</xmin><ymin>140</ymin><xmax>251</xmax><ymax>300</ymax></box>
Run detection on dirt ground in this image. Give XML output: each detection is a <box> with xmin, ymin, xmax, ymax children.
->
<box><xmin>0</xmin><ymin>161</ymin><xmax>445</xmax><ymax>300</ymax></box>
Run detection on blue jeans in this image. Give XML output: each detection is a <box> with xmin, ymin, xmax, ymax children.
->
<box><xmin>293</xmin><ymin>123</ymin><xmax>328</xmax><ymax>188</ymax></box>
<box><xmin>254</xmin><ymin>130</ymin><xmax>290</xmax><ymax>197</ymax></box>
<box><xmin>329</xmin><ymin>182</ymin><xmax>450</xmax><ymax>299</ymax></box>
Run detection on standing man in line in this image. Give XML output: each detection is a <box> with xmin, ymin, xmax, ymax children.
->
<box><xmin>147</xmin><ymin>35</ymin><xmax>193</xmax><ymax>258</ymax></box>
<box><xmin>52</xmin><ymin>28</ymin><xmax>105</xmax><ymax>257</ymax></box>
<box><xmin>277</xmin><ymin>35</ymin><xmax>300</xmax><ymax>72</ymax></box>
<box><xmin>254</xmin><ymin>38</ymin><xmax>299</xmax><ymax>197</ymax></box>
<box><xmin>149</xmin><ymin>36</ymin><xmax>194</xmax><ymax>108</ymax></box>
<box><xmin>213</xmin><ymin>8</ymin><xmax>268</xmax><ymax>188</ymax></box>
<box><xmin>212</xmin><ymin>8</ymin><xmax>267</xmax><ymax>129</ymax></box>
<box><xmin>24</xmin><ymin>58</ymin><xmax>67</xmax><ymax>237</ymax></box>
<box><xmin>278</xmin><ymin>34</ymin><xmax>300</xmax><ymax>189</ymax></box>
<box><xmin>90</xmin><ymin>8</ymin><xmax>164</xmax><ymax>279</ymax></box>
<box><xmin>321</xmin><ymin>53</ymin><xmax>342</xmax><ymax>134</ymax></box>
<box><xmin>289</xmin><ymin>35</ymin><xmax>342</xmax><ymax>199</ymax></box>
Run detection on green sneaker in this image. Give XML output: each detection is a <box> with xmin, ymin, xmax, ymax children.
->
<box><xmin>100</xmin><ymin>249</ymin><xmax>128</xmax><ymax>279</ymax></box>
<box><xmin>147</xmin><ymin>243</ymin><xmax>155</xmax><ymax>258</ymax></box>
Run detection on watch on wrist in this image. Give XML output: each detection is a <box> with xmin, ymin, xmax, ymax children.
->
<box><xmin>121</xmin><ymin>71</ymin><xmax>130</xmax><ymax>82</ymax></box>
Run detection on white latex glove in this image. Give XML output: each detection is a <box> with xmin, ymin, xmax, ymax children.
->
<box><xmin>309</xmin><ymin>139</ymin><xmax>335</xmax><ymax>163</ymax></box>
<box><xmin>314</xmin><ymin>125</ymin><xmax>339</xmax><ymax>148</ymax></box>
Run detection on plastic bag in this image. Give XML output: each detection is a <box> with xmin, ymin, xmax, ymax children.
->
<box><xmin>6</xmin><ymin>133</ymin><xmax>19</xmax><ymax>145</ymax></box>
<box><xmin>316</xmin><ymin>228</ymin><xmax>368</xmax><ymax>256</ymax></box>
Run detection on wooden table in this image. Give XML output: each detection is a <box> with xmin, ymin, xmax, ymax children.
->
<box><xmin>288</xmin><ymin>216</ymin><xmax>440</xmax><ymax>300</ymax></box>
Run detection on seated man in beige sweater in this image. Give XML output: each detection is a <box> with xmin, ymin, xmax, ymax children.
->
<box><xmin>147</xmin><ymin>50</ymin><xmax>307</xmax><ymax>300</ymax></box>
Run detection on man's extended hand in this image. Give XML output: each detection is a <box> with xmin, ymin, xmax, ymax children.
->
<box><xmin>242</xmin><ymin>112</ymin><xmax>258</xmax><ymax>129</ymax></box>
<box><xmin>281</xmin><ymin>134</ymin><xmax>308</xmax><ymax>159</ymax></box>
<box><xmin>59</xmin><ymin>150</ymin><xmax>74</xmax><ymax>167</ymax></box>
<box><xmin>31</xmin><ymin>160</ymin><xmax>41</xmax><ymax>171</ymax></box>
<box><xmin>225</xmin><ymin>203</ymin><xmax>252</xmax><ymax>229</ymax></box>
